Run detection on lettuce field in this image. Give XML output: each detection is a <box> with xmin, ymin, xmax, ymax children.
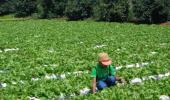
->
<box><xmin>0</xmin><ymin>20</ymin><xmax>170</xmax><ymax>100</ymax></box>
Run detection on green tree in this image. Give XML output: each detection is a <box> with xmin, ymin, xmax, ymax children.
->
<box><xmin>0</xmin><ymin>0</ymin><xmax>16</xmax><ymax>15</ymax></box>
<box><xmin>52</xmin><ymin>0</ymin><xmax>67</xmax><ymax>17</ymax></box>
<box><xmin>15</xmin><ymin>0</ymin><xmax>37</xmax><ymax>17</ymax></box>
<box><xmin>151</xmin><ymin>0</ymin><xmax>170</xmax><ymax>23</ymax></box>
<box><xmin>94</xmin><ymin>0</ymin><xmax>129</xmax><ymax>22</ymax></box>
<box><xmin>37</xmin><ymin>0</ymin><xmax>55</xmax><ymax>18</ymax></box>
<box><xmin>133</xmin><ymin>0</ymin><xmax>170</xmax><ymax>23</ymax></box>
<box><xmin>37</xmin><ymin>0</ymin><xmax>67</xmax><ymax>18</ymax></box>
<box><xmin>65</xmin><ymin>0</ymin><xmax>93</xmax><ymax>20</ymax></box>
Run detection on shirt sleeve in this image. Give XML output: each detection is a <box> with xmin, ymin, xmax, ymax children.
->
<box><xmin>91</xmin><ymin>68</ymin><xmax>96</xmax><ymax>78</ymax></box>
<box><xmin>110</xmin><ymin>65</ymin><xmax>116</xmax><ymax>76</ymax></box>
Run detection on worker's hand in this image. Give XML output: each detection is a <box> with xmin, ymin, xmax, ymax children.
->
<box><xmin>116</xmin><ymin>77</ymin><xmax>126</xmax><ymax>84</ymax></box>
<box><xmin>115</xmin><ymin>64</ymin><xmax>119</xmax><ymax>67</ymax></box>
<box><xmin>115</xmin><ymin>76</ymin><xmax>121</xmax><ymax>81</ymax></box>
<box><xmin>120</xmin><ymin>78</ymin><xmax>126</xmax><ymax>84</ymax></box>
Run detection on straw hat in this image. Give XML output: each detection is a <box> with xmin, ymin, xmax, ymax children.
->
<box><xmin>98</xmin><ymin>53</ymin><xmax>112</xmax><ymax>66</ymax></box>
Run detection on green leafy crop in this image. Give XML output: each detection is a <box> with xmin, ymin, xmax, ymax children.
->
<box><xmin>0</xmin><ymin>20</ymin><xmax>170</xmax><ymax>100</ymax></box>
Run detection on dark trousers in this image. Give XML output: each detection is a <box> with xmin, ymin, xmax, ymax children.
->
<box><xmin>97</xmin><ymin>76</ymin><xmax>116</xmax><ymax>90</ymax></box>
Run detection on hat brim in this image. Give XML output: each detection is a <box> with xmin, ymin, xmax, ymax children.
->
<box><xmin>101</xmin><ymin>60</ymin><xmax>112</xmax><ymax>66</ymax></box>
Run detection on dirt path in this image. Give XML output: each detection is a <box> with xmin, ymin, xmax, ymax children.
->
<box><xmin>160</xmin><ymin>21</ymin><xmax>170</xmax><ymax>26</ymax></box>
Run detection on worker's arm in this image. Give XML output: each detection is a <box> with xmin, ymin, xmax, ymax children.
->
<box><xmin>92</xmin><ymin>77</ymin><xmax>96</xmax><ymax>93</ymax></box>
<box><xmin>111</xmin><ymin>65</ymin><xmax>126</xmax><ymax>83</ymax></box>
<box><xmin>114</xmin><ymin>67</ymin><xmax>125</xmax><ymax>83</ymax></box>
<box><xmin>116</xmin><ymin>76</ymin><xmax>126</xmax><ymax>84</ymax></box>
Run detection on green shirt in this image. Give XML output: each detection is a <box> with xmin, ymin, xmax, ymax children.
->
<box><xmin>91</xmin><ymin>63</ymin><xmax>116</xmax><ymax>80</ymax></box>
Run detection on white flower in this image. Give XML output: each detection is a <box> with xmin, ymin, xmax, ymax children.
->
<box><xmin>31</xmin><ymin>78</ymin><xmax>39</xmax><ymax>81</ymax></box>
<box><xmin>0</xmin><ymin>70</ymin><xmax>5</xmax><ymax>73</ymax></box>
<box><xmin>84</xmin><ymin>71</ymin><xmax>89</xmax><ymax>74</ymax></box>
<box><xmin>28</xmin><ymin>96</ymin><xmax>40</xmax><ymax>100</ymax></box>
<box><xmin>51</xmin><ymin>74</ymin><xmax>57</xmax><ymax>79</ymax></box>
<box><xmin>60</xmin><ymin>74</ymin><xmax>66</xmax><ymax>79</ymax></box>
<box><xmin>34</xmin><ymin>35</ymin><xmax>40</xmax><ymax>38</ymax></box>
<box><xmin>94</xmin><ymin>45</ymin><xmax>106</xmax><ymax>49</ymax></box>
<box><xmin>45</xmin><ymin>75</ymin><xmax>51</xmax><ymax>79</ymax></box>
<box><xmin>160</xmin><ymin>43</ymin><xmax>167</xmax><ymax>46</ymax></box>
<box><xmin>158</xmin><ymin>74</ymin><xmax>165</xmax><ymax>78</ymax></box>
<box><xmin>66</xmin><ymin>72</ymin><xmax>71</xmax><ymax>75</ymax></box>
<box><xmin>130</xmin><ymin>78</ymin><xmax>142</xmax><ymax>84</ymax></box>
<box><xmin>43</xmin><ymin>65</ymin><xmax>48</xmax><ymax>67</ymax></box>
<box><xmin>80</xmin><ymin>87</ymin><xmax>91</xmax><ymax>95</ymax></box>
<box><xmin>141</xmin><ymin>62</ymin><xmax>149</xmax><ymax>66</ymax></box>
<box><xmin>126</xmin><ymin>64</ymin><xmax>135</xmax><ymax>68</ymax></box>
<box><xmin>48</xmin><ymin>48</ymin><xmax>54</xmax><ymax>53</ymax></box>
<box><xmin>50</xmin><ymin>64</ymin><xmax>58</xmax><ymax>67</ymax></box>
<box><xmin>58</xmin><ymin>93</ymin><xmax>65</xmax><ymax>100</ymax></box>
<box><xmin>126</xmin><ymin>62</ymin><xmax>151</xmax><ymax>68</ymax></box>
<box><xmin>73</xmin><ymin>71</ymin><xmax>84</xmax><ymax>76</ymax></box>
<box><xmin>45</xmin><ymin>74</ymin><xmax>57</xmax><ymax>79</ymax></box>
<box><xmin>159</xmin><ymin>95</ymin><xmax>170</xmax><ymax>100</ymax></box>
<box><xmin>4</xmin><ymin>48</ymin><xmax>19</xmax><ymax>52</ymax></box>
<box><xmin>165</xmin><ymin>72</ymin><xmax>170</xmax><ymax>77</ymax></box>
<box><xmin>149</xmin><ymin>52</ymin><xmax>158</xmax><ymax>56</ymax></box>
<box><xmin>70</xmin><ymin>93</ymin><xmax>76</xmax><ymax>97</ymax></box>
<box><xmin>115</xmin><ymin>66</ymin><xmax>122</xmax><ymax>70</ymax></box>
<box><xmin>151</xmin><ymin>52</ymin><xmax>157</xmax><ymax>54</ymax></box>
<box><xmin>137</xmin><ymin>62</ymin><xmax>150</xmax><ymax>67</ymax></box>
<box><xmin>20</xmin><ymin>80</ymin><xmax>25</xmax><ymax>84</ymax></box>
<box><xmin>73</xmin><ymin>71</ymin><xmax>83</xmax><ymax>74</ymax></box>
<box><xmin>136</xmin><ymin>63</ymin><xmax>140</xmax><ymax>67</ymax></box>
<box><xmin>148</xmin><ymin>75</ymin><xmax>158</xmax><ymax>80</ymax></box>
<box><xmin>116</xmin><ymin>49</ymin><xmax>121</xmax><ymax>51</ymax></box>
<box><xmin>48</xmin><ymin>50</ymin><xmax>54</xmax><ymax>53</ymax></box>
<box><xmin>0</xmin><ymin>83</ymin><xmax>7</xmax><ymax>88</ymax></box>
<box><xmin>11</xmin><ymin>81</ymin><xmax>17</xmax><ymax>85</ymax></box>
<box><xmin>79</xmin><ymin>42</ymin><xmax>83</xmax><ymax>44</ymax></box>
<box><xmin>142</xmin><ymin>77</ymin><xmax>148</xmax><ymax>81</ymax></box>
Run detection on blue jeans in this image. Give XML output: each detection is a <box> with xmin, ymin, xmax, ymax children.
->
<box><xmin>97</xmin><ymin>76</ymin><xmax>116</xmax><ymax>90</ymax></box>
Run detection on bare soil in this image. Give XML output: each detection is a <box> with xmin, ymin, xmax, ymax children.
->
<box><xmin>160</xmin><ymin>21</ymin><xmax>170</xmax><ymax>26</ymax></box>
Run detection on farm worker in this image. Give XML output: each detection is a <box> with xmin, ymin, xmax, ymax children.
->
<box><xmin>91</xmin><ymin>52</ymin><xmax>122</xmax><ymax>93</ymax></box>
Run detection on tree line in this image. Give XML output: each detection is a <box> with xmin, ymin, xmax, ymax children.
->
<box><xmin>0</xmin><ymin>0</ymin><xmax>170</xmax><ymax>23</ymax></box>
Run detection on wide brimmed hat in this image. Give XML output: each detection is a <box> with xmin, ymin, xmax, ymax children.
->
<box><xmin>98</xmin><ymin>53</ymin><xmax>112</xmax><ymax>66</ymax></box>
